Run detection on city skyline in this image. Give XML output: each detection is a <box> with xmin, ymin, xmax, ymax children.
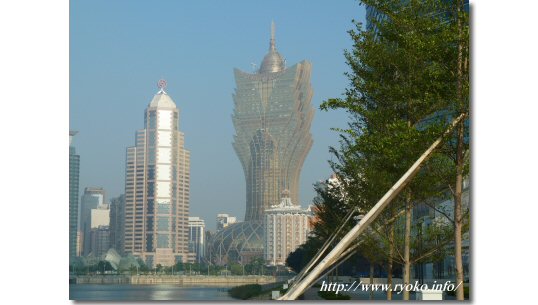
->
<box><xmin>70</xmin><ymin>0</ymin><xmax>366</xmax><ymax>231</ymax></box>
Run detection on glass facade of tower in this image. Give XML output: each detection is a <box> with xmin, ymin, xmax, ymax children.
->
<box><xmin>69</xmin><ymin>131</ymin><xmax>80</xmax><ymax>263</ymax></box>
<box><xmin>232</xmin><ymin>30</ymin><xmax>314</xmax><ymax>221</ymax></box>
<box><xmin>110</xmin><ymin>194</ymin><xmax>125</xmax><ymax>255</ymax></box>
<box><xmin>209</xmin><ymin>23</ymin><xmax>314</xmax><ymax>265</ymax></box>
<box><xmin>124</xmin><ymin>86</ymin><xmax>190</xmax><ymax>267</ymax></box>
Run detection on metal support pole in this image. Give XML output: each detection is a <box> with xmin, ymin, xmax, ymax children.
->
<box><xmin>290</xmin><ymin>208</ymin><xmax>357</xmax><ymax>288</ymax></box>
<box><xmin>279</xmin><ymin>113</ymin><xmax>465</xmax><ymax>300</ymax></box>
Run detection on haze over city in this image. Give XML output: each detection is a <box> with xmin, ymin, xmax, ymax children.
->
<box><xmin>70</xmin><ymin>0</ymin><xmax>365</xmax><ymax>230</ymax></box>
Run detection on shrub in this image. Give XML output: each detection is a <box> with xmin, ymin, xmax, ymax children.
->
<box><xmin>228</xmin><ymin>284</ymin><xmax>262</xmax><ymax>300</ymax></box>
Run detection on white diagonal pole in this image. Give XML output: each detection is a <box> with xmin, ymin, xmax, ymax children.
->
<box><xmin>279</xmin><ymin>113</ymin><xmax>466</xmax><ymax>300</ymax></box>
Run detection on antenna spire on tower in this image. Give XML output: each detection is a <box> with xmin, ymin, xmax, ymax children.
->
<box><xmin>157</xmin><ymin>79</ymin><xmax>167</xmax><ymax>94</ymax></box>
<box><xmin>270</xmin><ymin>20</ymin><xmax>276</xmax><ymax>51</ymax></box>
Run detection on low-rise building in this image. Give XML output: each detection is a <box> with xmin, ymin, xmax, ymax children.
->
<box><xmin>264</xmin><ymin>190</ymin><xmax>312</xmax><ymax>265</ymax></box>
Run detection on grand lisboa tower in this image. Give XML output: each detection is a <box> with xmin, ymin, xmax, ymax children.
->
<box><xmin>210</xmin><ymin>22</ymin><xmax>314</xmax><ymax>264</ymax></box>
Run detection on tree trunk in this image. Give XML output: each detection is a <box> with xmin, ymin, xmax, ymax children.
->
<box><xmin>403</xmin><ymin>195</ymin><xmax>413</xmax><ymax>300</ymax></box>
<box><xmin>387</xmin><ymin>224</ymin><xmax>394</xmax><ymax>300</ymax></box>
<box><xmin>454</xmin><ymin>0</ymin><xmax>466</xmax><ymax>300</ymax></box>
<box><xmin>369</xmin><ymin>262</ymin><xmax>374</xmax><ymax>300</ymax></box>
<box><xmin>454</xmin><ymin>121</ymin><xmax>465</xmax><ymax>300</ymax></box>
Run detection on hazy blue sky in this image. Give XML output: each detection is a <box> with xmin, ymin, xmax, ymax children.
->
<box><xmin>70</xmin><ymin>0</ymin><xmax>366</xmax><ymax>230</ymax></box>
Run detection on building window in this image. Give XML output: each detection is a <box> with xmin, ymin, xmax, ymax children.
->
<box><xmin>149</xmin><ymin>111</ymin><xmax>157</xmax><ymax>129</ymax></box>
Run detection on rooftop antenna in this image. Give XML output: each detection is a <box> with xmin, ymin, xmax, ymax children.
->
<box><xmin>157</xmin><ymin>79</ymin><xmax>167</xmax><ymax>94</ymax></box>
<box><xmin>270</xmin><ymin>20</ymin><xmax>276</xmax><ymax>51</ymax></box>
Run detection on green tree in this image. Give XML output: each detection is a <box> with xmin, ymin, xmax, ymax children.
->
<box><xmin>174</xmin><ymin>261</ymin><xmax>184</xmax><ymax>273</ymax></box>
<box><xmin>285</xmin><ymin>238</ymin><xmax>325</xmax><ymax>274</ymax></box>
<box><xmin>245</xmin><ymin>257</ymin><xmax>265</xmax><ymax>275</ymax></box>
<box><xmin>321</xmin><ymin>0</ymin><xmax>468</xmax><ymax>299</ymax></box>
<box><xmin>449</xmin><ymin>0</ymin><xmax>470</xmax><ymax>299</ymax></box>
<box><xmin>95</xmin><ymin>261</ymin><xmax>114</xmax><ymax>274</ymax></box>
<box><xmin>230</xmin><ymin>263</ymin><xmax>243</xmax><ymax>275</ymax></box>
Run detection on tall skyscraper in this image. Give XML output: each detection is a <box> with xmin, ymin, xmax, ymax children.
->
<box><xmin>232</xmin><ymin>22</ymin><xmax>314</xmax><ymax>221</ymax></box>
<box><xmin>209</xmin><ymin>22</ymin><xmax>314</xmax><ymax>265</ymax></box>
<box><xmin>110</xmin><ymin>194</ymin><xmax>125</xmax><ymax>255</ymax></box>
<box><xmin>124</xmin><ymin>80</ymin><xmax>190</xmax><ymax>267</ymax></box>
<box><xmin>80</xmin><ymin>187</ymin><xmax>105</xmax><ymax>256</ymax></box>
<box><xmin>69</xmin><ymin>131</ymin><xmax>80</xmax><ymax>263</ymax></box>
<box><xmin>188</xmin><ymin>217</ymin><xmax>205</xmax><ymax>264</ymax></box>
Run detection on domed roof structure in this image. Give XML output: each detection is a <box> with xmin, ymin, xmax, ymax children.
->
<box><xmin>149</xmin><ymin>80</ymin><xmax>177</xmax><ymax>108</ymax></box>
<box><xmin>258</xmin><ymin>21</ymin><xmax>285</xmax><ymax>74</ymax></box>
<box><xmin>209</xmin><ymin>220</ymin><xmax>264</xmax><ymax>265</ymax></box>
<box><xmin>259</xmin><ymin>49</ymin><xmax>285</xmax><ymax>74</ymax></box>
<box><xmin>149</xmin><ymin>90</ymin><xmax>177</xmax><ymax>108</ymax></box>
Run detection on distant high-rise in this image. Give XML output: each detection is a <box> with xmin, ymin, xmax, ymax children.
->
<box><xmin>69</xmin><ymin>131</ymin><xmax>80</xmax><ymax>263</ymax></box>
<box><xmin>110</xmin><ymin>194</ymin><xmax>125</xmax><ymax>255</ymax></box>
<box><xmin>124</xmin><ymin>80</ymin><xmax>190</xmax><ymax>267</ymax></box>
<box><xmin>188</xmin><ymin>217</ymin><xmax>205</xmax><ymax>264</ymax></box>
<box><xmin>232</xmin><ymin>22</ymin><xmax>314</xmax><ymax>221</ymax></box>
<box><xmin>89</xmin><ymin>201</ymin><xmax>110</xmax><ymax>258</ymax></box>
<box><xmin>90</xmin><ymin>225</ymin><xmax>111</xmax><ymax>258</ymax></box>
<box><xmin>80</xmin><ymin>187</ymin><xmax>105</xmax><ymax>256</ymax></box>
<box><xmin>91</xmin><ymin>203</ymin><xmax>110</xmax><ymax>229</ymax></box>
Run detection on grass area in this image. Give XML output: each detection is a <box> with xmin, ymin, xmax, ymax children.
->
<box><xmin>318</xmin><ymin>291</ymin><xmax>351</xmax><ymax>300</ymax></box>
<box><xmin>228</xmin><ymin>284</ymin><xmax>262</xmax><ymax>300</ymax></box>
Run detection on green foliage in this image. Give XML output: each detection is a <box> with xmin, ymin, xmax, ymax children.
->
<box><xmin>286</xmin><ymin>237</ymin><xmax>324</xmax><ymax>273</ymax></box>
<box><xmin>87</xmin><ymin>260</ymin><xmax>114</xmax><ymax>274</ymax></box>
<box><xmin>244</xmin><ymin>257</ymin><xmax>265</xmax><ymax>275</ymax></box>
<box><xmin>230</xmin><ymin>263</ymin><xmax>243</xmax><ymax>275</ymax></box>
<box><xmin>315</xmin><ymin>0</ymin><xmax>470</xmax><ymax>278</ymax></box>
<box><xmin>310</xmin><ymin>181</ymin><xmax>355</xmax><ymax>240</ymax></box>
<box><xmin>228</xmin><ymin>284</ymin><xmax>262</xmax><ymax>300</ymax></box>
<box><xmin>286</xmin><ymin>246</ymin><xmax>306</xmax><ymax>273</ymax></box>
<box><xmin>137</xmin><ymin>258</ymin><xmax>149</xmax><ymax>272</ymax></box>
